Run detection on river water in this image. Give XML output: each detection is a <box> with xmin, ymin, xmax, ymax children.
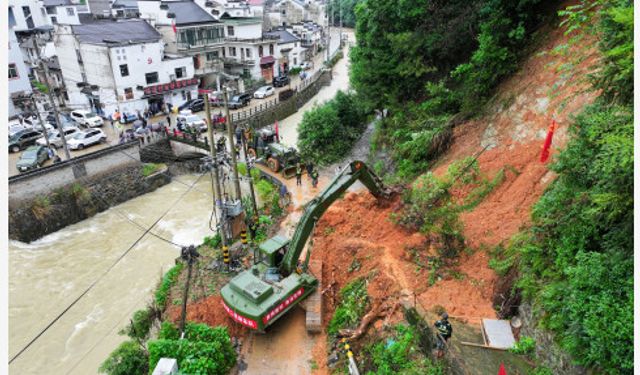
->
<box><xmin>9</xmin><ymin>29</ymin><xmax>353</xmax><ymax>375</ymax></box>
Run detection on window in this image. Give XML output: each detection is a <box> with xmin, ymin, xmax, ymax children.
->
<box><xmin>175</xmin><ymin>66</ymin><xmax>186</xmax><ymax>78</ymax></box>
<box><xmin>66</xmin><ymin>7</ymin><xmax>74</xmax><ymax>16</ymax></box>
<box><xmin>41</xmin><ymin>8</ymin><xmax>46</xmax><ymax>17</ymax></box>
<box><xmin>227</xmin><ymin>26</ymin><xmax>234</xmax><ymax>36</ymax></box>
<box><xmin>293</xmin><ymin>57</ymin><xmax>297</xmax><ymax>65</ymax></box>
<box><xmin>124</xmin><ymin>88</ymin><xmax>133</xmax><ymax>99</ymax></box>
<box><xmin>269</xmin><ymin>44</ymin><xmax>274</xmax><ymax>55</ymax></box>
<box><xmin>246</xmin><ymin>48</ymin><xmax>252</xmax><ymax>58</ymax></box>
<box><xmin>51</xmin><ymin>16</ymin><xmax>57</xmax><ymax>24</ymax></box>
<box><xmin>22</xmin><ymin>6</ymin><xmax>34</xmax><ymax>28</ymax></box>
<box><xmin>145</xmin><ymin>72</ymin><xmax>158</xmax><ymax>84</ymax></box>
<box><xmin>259</xmin><ymin>46</ymin><xmax>263</xmax><ymax>57</ymax></box>
<box><xmin>116</xmin><ymin>10</ymin><xmax>124</xmax><ymax>17</ymax></box>
<box><xmin>206</xmin><ymin>51</ymin><xmax>219</xmax><ymax>61</ymax></box>
<box><xmin>46</xmin><ymin>6</ymin><xmax>56</xmax><ymax>14</ymax></box>
<box><xmin>119</xmin><ymin>64</ymin><xmax>129</xmax><ymax>77</ymax></box>
<box><xmin>8</xmin><ymin>64</ymin><xmax>18</xmax><ymax>79</ymax></box>
<box><xmin>229</xmin><ymin>47</ymin><xmax>236</xmax><ymax>57</ymax></box>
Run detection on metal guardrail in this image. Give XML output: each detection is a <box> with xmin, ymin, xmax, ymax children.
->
<box><xmin>8</xmin><ymin>140</ymin><xmax>140</xmax><ymax>183</ymax></box>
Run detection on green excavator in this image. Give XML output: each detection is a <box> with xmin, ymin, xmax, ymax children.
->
<box><xmin>220</xmin><ymin>160</ymin><xmax>390</xmax><ymax>331</ymax></box>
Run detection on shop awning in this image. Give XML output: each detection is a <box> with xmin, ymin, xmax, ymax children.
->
<box><xmin>259</xmin><ymin>56</ymin><xmax>275</xmax><ymax>65</ymax></box>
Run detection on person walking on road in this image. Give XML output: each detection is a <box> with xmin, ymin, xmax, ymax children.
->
<box><xmin>295</xmin><ymin>163</ymin><xmax>302</xmax><ymax>186</ymax></box>
<box><xmin>311</xmin><ymin>168</ymin><xmax>319</xmax><ymax>188</ymax></box>
<box><xmin>306</xmin><ymin>161</ymin><xmax>314</xmax><ymax>179</ymax></box>
<box><xmin>434</xmin><ymin>312</ymin><xmax>452</xmax><ymax>358</ymax></box>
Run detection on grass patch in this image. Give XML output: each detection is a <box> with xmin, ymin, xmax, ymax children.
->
<box><xmin>142</xmin><ymin>163</ymin><xmax>165</xmax><ymax>177</ymax></box>
<box><xmin>155</xmin><ymin>263</ymin><xmax>184</xmax><ymax>310</ymax></box>
<box><xmin>328</xmin><ymin>278</ymin><xmax>369</xmax><ymax>336</ymax></box>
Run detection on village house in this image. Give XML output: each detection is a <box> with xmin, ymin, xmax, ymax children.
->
<box><xmin>287</xmin><ymin>20</ymin><xmax>322</xmax><ymax>56</ymax></box>
<box><xmin>264</xmin><ymin>28</ymin><xmax>306</xmax><ymax>76</ymax></box>
<box><xmin>55</xmin><ymin>17</ymin><xmax>196</xmax><ymax>116</ymax></box>
<box><xmin>138</xmin><ymin>0</ymin><xmax>226</xmax><ymax>89</ymax></box>
<box><xmin>8</xmin><ymin>7</ymin><xmax>33</xmax><ymax>117</ymax></box>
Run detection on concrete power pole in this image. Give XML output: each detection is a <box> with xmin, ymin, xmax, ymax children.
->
<box><xmin>222</xmin><ymin>87</ymin><xmax>242</xmax><ymax>201</ymax></box>
<box><xmin>204</xmin><ymin>93</ymin><xmax>230</xmax><ymax>269</ymax></box>
<box><xmin>34</xmin><ymin>33</ymin><xmax>71</xmax><ymax>160</ymax></box>
<box><xmin>31</xmin><ymin>96</ymin><xmax>51</xmax><ymax>149</ymax></box>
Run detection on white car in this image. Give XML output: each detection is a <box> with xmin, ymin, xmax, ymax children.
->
<box><xmin>9</xmin><ymin>120</ymin><xmax>32</xmax><ymax>138</ymax></box>
<box><xmin>36</xmin><ymin>126</ymin><xmax>80</xmax><ymax>149</ymax></box>
<box><xmin>66</xmin><ymin>128</ymin><xmax>107</xmax><ymax>150</ymax></box>
<box><xmin>253</xmin><ymin>85</ymin><xmax>275</xmax><ymax>99</ymax></box>
<box><xmin>177</xmin><ymin>113</ymin><xmax>207</xmax><ymax>132</ymax></box>
<box><xmin>70</xmin><ymin>110</ymin><xmax>104</xmax><ymax>127</ymax></box>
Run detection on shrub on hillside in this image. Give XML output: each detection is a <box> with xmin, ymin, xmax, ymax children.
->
<box><xmin>297</xmin><ymin>91</ymin><xmax>367</xmax><ymax>165</ymax></box>
<box><xmin>99</xmin><ymin>340</ymin><xmax>148</xmax><ymax>375</ymax></box>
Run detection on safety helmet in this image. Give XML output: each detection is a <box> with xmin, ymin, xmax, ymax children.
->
<box><xmin>441</xmin><ymin>312</ymin><xmax>449</xmax><ymax>320</ymax></box>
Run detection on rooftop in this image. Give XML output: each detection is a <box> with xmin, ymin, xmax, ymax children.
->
<box><xmin>112</xmin><ymin>0</ymin><xmax>139</xmax><ymax>9</ymax></box>
<box><xmin>166</xmin><ymin>1</ymin><xmax>218</xmax><ymax>26</ymax></box>
<box><xmin>72</xmin><ymin>19</ymin><xmax>161</xmax><ymax>45</ymax></box>
<box><xmin>42</xmin><ymin>0</ymin><xmax>72</xmax><ymax>6</ymax></box>
<box><xmin>264</xmin><ymin>29</ymin><xmax>299</xmax><ymax>45</ymax></box>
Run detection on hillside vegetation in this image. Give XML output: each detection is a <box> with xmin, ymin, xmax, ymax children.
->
<box><xmin>343</xmin><ymin>0</ymin><xmax>633</xmax><ymax>372</ymax></box>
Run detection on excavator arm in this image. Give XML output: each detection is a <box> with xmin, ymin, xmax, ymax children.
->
<box><xmin>281</xmin><ymin>160</ymin><xmax>389</xmax><ymax>274</ymax></box>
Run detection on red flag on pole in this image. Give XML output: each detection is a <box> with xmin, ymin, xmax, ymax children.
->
<box><xmin>540</xmin><ymin>119</ymin><xmax>557</xmax><ymax>163</ymax></box>
<box><xmin>498</xmin><ymin>363</ymin><xmax>507</xmax><ymax>375</ymax></box>
<box><xmin>274</xmin><ymin>120</ymin><xmax>280</xmax><ymax>143</ymax></box>
<box><xmin>172</xmin><ymin>20</ymin><xmax>177</xmax><ymax>34</ymax></box>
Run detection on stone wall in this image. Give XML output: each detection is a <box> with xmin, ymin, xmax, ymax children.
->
<box><xmin>518</xmin><ymin>302</ymin><xmax>587</xmax><ymax>374</ymax></box>
<box><xmin>9</xmin><ymin>164</ymin><xmax>171</xmax><ymax>243</ymax></box>
<box><xmin>236</xmin><ymin>70</ymin><xmax>332</xmax><ymax>130</ymax></box>
<box><xmin>9</xmin><ymin>141</ymin><xmax>141</xmax><ymax>204</ymax></box>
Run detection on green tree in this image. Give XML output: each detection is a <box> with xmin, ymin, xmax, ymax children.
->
<box><xmin>99</xmin><ymin>341</ymin><xmax>148</xmax><ymax>375</ymax></box>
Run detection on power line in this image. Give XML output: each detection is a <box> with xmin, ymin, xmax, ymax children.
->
<box><xmin>8</xmin><ymin>172</ymin><xmax>206</xmax><ymax>365</ymax></box>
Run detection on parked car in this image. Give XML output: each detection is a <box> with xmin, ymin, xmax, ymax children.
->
<box><xmin>66</xmin><ymin>128</ymin><xmax>107</xmax><ymax>150</ymax></box>
<box><xmin>16</xmin><ymin>145</ymin><xmax>50</xmax><ymax>173</ymax></box>
<box><xmin>9</xmin><ymin>129</ymin><xmax>42</xmax><ymax>153</ymax></box>
<box><xmin>36</xmin><ymin>126</ymin><xmax>80</xmax><ymax>149</ymax></box>
<box><xmin>177</xmin><ymin>113</ymin><xmax>207</xmax><ymax>132</ymax></box>
<box><xmin>181</xmin><ymin>99</ymin><xmax>205</xmax><ymax>112</ymax></box>
<box><xmin>253</xmin><ymin>85</ymin><xmax>275</xmax><ymax>99</ymax></box>
<box><xmin>70</xmin><ymin>110</ymin><xmax>104</xmax><ymax>127</ymax></box>
<box><xmin>50</xmin><ymin>113</ymin><xmax>75</xmax><ymax>129</ymax></box>
<box><xmin>228</xmin><ymin>93</ymin><xmax>252</xmax><ymax>109</ymax></box>
<box><xmin>119</xmin><ymin>112</ymin><xmax>138</xmax><ymax>124</ymax></box>
<box><xmin>272</xmin><ymin>75</ymin><xmax>290</xmax><ymax>88</ymax></box>
<box><xmin>8</xmin><ymin>120</ymin><xmax>32</xmax><ymax>138</ymax></box>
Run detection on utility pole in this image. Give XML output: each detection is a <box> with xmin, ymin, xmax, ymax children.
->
<box><xmin>222</xmin><ymin>87</ymin><xmax>242</xmax><ymax>201</ymax></box>
<box><xmin>205</xmin><ymin>93</ymin><xmax>230</xmax><ymax>271</ymax></box>
<box><xmin>179</xmin><ymin>245</ymin><xmax>199</xmax><ymax>335</ymax></box>
<box><xmin>326</xmin><ymin>0</ymin><xmax>331</xmax><ymax>62</ymax></box>
<box><xmin>240</xmin><ymin>127</ymin><xmax>259</xmax><ymax>218</ymax></box>
<box><xmin>34</xmin><ymin>32</ymin><xmax>71</xmax><ymax>160</ymax></box>
<box><xmin>31</xmin><ymin>95</ymin><xmax>51</xmax><ymax>149</ymax></box>
<box><xmin>339</xmin><ymin>1</ymin><xmax>342</xmax><ymax>46</ymax></box>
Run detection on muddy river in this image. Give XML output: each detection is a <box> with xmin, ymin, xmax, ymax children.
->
<box><xmin>9</xmin><ymin>29</ymin><xmax>353</xmax><ymax>374</ymax></box>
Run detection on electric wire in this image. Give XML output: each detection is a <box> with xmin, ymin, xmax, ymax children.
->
<box><xmin>8</xmin><ymin>172</ymin><xmax>206</xmax><ymax>365</ymax></box>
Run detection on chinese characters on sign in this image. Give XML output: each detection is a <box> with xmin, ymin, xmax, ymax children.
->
<box><xmin>221</xmin><ymin>299</ymin><xmax>258</xmax><ymax>329</ymax></box>
<box><xmin>143</xmin><ymin>78</ymin><xmax>199</xmax><ymax>95</ymax></box>
<box><xmin>262</xmin><ymin>288</ymin><xmax>305</xmax><ymax>324</ymax></box>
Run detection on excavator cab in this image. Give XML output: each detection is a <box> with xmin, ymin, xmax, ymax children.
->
<box><xmin>256</xmin><ymin>235</ymin><xmax>290</xmax><ymax>268</ymax></box>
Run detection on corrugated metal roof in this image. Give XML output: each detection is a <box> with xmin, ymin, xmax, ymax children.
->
<box><xmin>42</xmin><ymin>0</ymin><xmax>72</xmax><ymax>6</ymax></box>
<box><xmin>72</xmin><ymin>19</ymin><xmax>161</xmax><ymax>45</ymax></box>
<box><xmin>166</xmin><ymin>1</ymin><xmax>218</xmax><ymax>25</ymax></box>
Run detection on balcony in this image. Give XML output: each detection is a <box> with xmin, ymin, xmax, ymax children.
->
<box><xmin>177</xmin><ymin>38</ymin><xmax>225</xmax><ymax>50</ymax></box>
<box><xmin>195</xmin><ymin>60</ymin><xmax>224</xmax><ymax>75</ymax></box>
<box><xmin>224</xmin><ymin>35</ymin><xmax>279</xmax><ymax>44</ymax></box>
<box><xmin>222</xmin><ymin>57</ymin><xmax>255</xmax><ymax>67</ymax></box>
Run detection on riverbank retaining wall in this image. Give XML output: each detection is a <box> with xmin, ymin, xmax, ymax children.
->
<box><xmin>9</xmin><ymin>164</ymin><xmax>171</xmax><ymax>243</ymax></box>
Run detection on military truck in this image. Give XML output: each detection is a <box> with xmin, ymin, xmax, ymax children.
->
<box><xmin>220</xmin><ymin>161</ymin><xmax>391</xmax><ymax>331</ymax></box>
<box><xmin>246</xmin><ymin>127</ymin><xmax>302</xmax><ymax>178</ymax></box>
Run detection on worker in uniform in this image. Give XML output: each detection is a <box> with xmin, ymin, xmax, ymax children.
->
<box><xmin>295</xmin><ymin>163</ymin><xmax>303</xmax><ymax>186</ymax></box>
<box><xmin>434</xmin><ymin>312</ymin><xmax>452</xmax><ymax>358</ymax></box>
<box><xmin>311</xmin><ymin>168</ymin><xmax>319</xmax><ymax>188</ymax></box>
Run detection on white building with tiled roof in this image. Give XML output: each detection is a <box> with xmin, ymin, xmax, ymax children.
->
<box><xmin>56</xmin><ymin>17</ymin><xmax>196</xmax><ymax>116</ymax></box>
